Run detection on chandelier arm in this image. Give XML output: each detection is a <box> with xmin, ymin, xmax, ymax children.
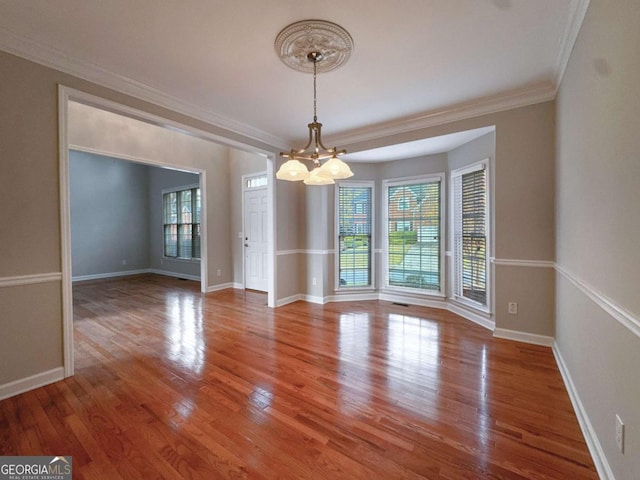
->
<box><xmin>291</xmin><ymin>123</ymin><xmax>316</xmax><ymax>155</ymax></box>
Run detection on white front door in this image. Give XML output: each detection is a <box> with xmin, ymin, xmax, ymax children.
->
<box><xmin>244</xmin><ymin>187</ymin><xmax>268</xmax><ymax>291</ymax></box>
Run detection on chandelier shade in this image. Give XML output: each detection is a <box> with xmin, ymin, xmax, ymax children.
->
<box><xmin>317</xmin><ymin>155</ymin><xmax>353</xmax><ymax>179</ymax></box>
<box><xmin>304</xmin><ymin>168</ymin><xmax>335</xmax><ymax>186</ymax></box>
<box><xmin>275</xmin><ymin>159</ymin><xmax>310</xmax><ymax>181</ymax></box>
<box><xmin>275</xmin><ymin>20</ymin><xmax>354</xmax><ymax>185</ymax></box>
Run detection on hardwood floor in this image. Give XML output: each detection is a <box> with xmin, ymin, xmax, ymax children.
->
<box><xmin>0</xmin><ymin>274</ymin><xmax>597</xmax><ymax>479</ymax></box>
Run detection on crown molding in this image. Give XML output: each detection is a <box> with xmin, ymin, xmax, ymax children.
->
<box><xmin>0</xmin><ymin>0</ymin><xmax>590</xmax><ymax>151</ymax></box>
<box><xmin>553</xmin><ymin>0</ymin><xmax>591</xmax><ymax>91</ymax></box>
<box><xmin>0</xmin><ymin>26</ymin><xmax>286</xmax><ymax>149</ymax></box>
<box><xmin>328</xmin><ymin>82</ymin><xmax>556</xmax><ymax>148</ymax></box>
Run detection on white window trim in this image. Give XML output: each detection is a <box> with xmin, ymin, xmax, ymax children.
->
<box><xmin>382</xmin><ymin>173</ymin><xmax>445</xmax><ymax>297</ymax></box>
<box><xmin>334</xmin><ymin>180</ymin><xmax>376</xmax><ymax>292</ymax></box>
<box><xmin>161</xmin><ymin>182</ymin><xmax>200</xmax><ymax>195</ymax></box>
<box><xmin>449</xmin><ymin>158</ymin><xmax>491</xmax><ymax>314</ymax></box>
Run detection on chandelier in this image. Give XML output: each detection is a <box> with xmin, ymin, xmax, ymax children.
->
<box><xmin>274</xmin><ymin>20</ymin><xmax>354</xmax><ymax>185</ymax></box>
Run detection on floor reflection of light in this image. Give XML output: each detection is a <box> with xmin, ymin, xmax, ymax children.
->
<box><xmin>166</xmin><ymin>293</ymin><xmax>205</xmax><ymax>375</ymax></box>
<box><xmin>477</xmin><ymin>345</ymin><xmax>489</xmax><ymax>463</ymax></box>
<box><xmin>386</xmin><ymin>313</ymin><xmax>440</xmax><ymax>418</ymax></box>
<box><xmin>249</xmin><ymin>385</ymin><xmax>274</xmax><ymax>424</ymax></box>
<box><xmin>174</xmin><ymin>397</ymin><xmax>195</xmax><ymax>421</ymax></box>
<box><xmin>337</xmin><ymin>313</ymin><xmax>371</xmax><ymax>413</ymax></box>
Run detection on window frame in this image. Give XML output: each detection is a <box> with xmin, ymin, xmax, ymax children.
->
<box><xmin>382</xmin><ymin>173</ymin><xmax>445</xmax><ymax>297</ymax></box>
<box><xmin>334</xmin><ymin>180</ymin><xmax>376</xmax><ymax>292</ymax></box>
<box><xmin>162</xmin><ymin>183</ymin><xmax>201</xmax><ymax>262</ymax></box>
<box><xmin>449</xmin><ymin>159</ymin><xmax>491</xmax><ymax>313</ymax></box>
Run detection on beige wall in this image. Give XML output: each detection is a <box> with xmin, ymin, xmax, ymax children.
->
<box><xmin>0</xmin><ymin>283</ymin><xmax>62</xmax><ymax>384</ymax></box>
<box><xmin>556</xmin><ymin>1</ymin><xmax>640</xmax><ymax>477</ymax></box>
<box><xmin>0</xmin><ymin>50</ymin><xmax>282</xmax><ymax>389</ymax></box>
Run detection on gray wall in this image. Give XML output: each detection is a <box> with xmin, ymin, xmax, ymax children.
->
<box><xmin>70</xmin><ymin>150</ymin><xmax>201</xmax><ymax>281</ymax></box>
<box><xmin>70</xmin><ymin>151</ymin><xmax>150</xmax><ymax>278</ymax></box>
<box><xmin>148</xmin><ymin>167</ymin><xmax>201</xmax><ymax>279</ymax></box>
<box><xmin>556</xmin><ymin>0</ymin><xmax>640</xmax><ymax>477</ymax></box>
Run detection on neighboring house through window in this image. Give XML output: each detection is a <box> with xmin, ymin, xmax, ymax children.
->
<box><xmin>163</xmin><ymin>185</ymin><xmax>201</xmax><ymax>260</ymax></box>
<box><xmin>385</xmin><ymin>175</ymin><xmax>443</xmax><ymax>293</ymax></box>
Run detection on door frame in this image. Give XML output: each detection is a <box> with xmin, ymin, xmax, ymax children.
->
<box><xmin>242</xmin><ymin>172</ymin><xmax>268</xmax><ymax>291</ymax></box>
<box><xmin>59</xmin><ymin>85</ymin><xmax>277</xmax><ymax>378</ymax></box>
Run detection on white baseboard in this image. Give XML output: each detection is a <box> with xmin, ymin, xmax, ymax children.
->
<box><xmin>233</xmin><ymin>282</ymin><xmax>244</xmax><ymax>289</ymax></box>
<box><xmin>327</xmin><ymin>292</ymin><xmax>379</xmax><ymax>303</ymax></box>
<box><xmin>148</xmin><ymin>269</ymin><xmax>200</xmax><ymax>282</ymax></box>
<box><xmin>206</xmin><ymin>282</ymin><xmax>234</xmax><ymax>293</ymax></box>
<box><xmin>276</xmin><ymin>294</ymin><xmax>304</xmax><ymax>307</ymax></box>
<box><xmin>72</xmin><ymin>269</ymin><xmax>150</xmax><ymax>282</ymax></box>
<box><xmin>493</xmin><ymin>328</ymin><xmax>554</xmax><ymax>346</ymax></box>
<box><xmin>448</xmin><ymin>302</ymin><xmax>495</xmax><ymax>331</ymax></box>
<box><xmin>552</xmin><ymin>343</ymin><xmax>614</xmax><ymax>480</ymax></box>
<box><xmin>378</xmin><ymin>292</ymin><xmax>447</xmax><ymax>309</ymax></box>
<box><xmin>73</xmin><ymin>269</ymin><xmax>202</xmax><ymax>283</ymax></box>
<box><xmin>0</xmin><ymin>367</ymin><xmax>65</xmax><ymax>401</ymax></box>
<box><xmin>304</xmin><ymin>295</ymin><xmax>326</xmax><ymax>305</ymax></box>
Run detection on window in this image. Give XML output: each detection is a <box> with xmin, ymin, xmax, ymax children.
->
<box><xmin>163</xmin><ymin>186</ymin><xmax>201</xmax><ymax>260</ymax></box>
<box><xmin>385</xmin><ymin>176</ymin><xmax>442</xmax><ymax>292</ymax></box>
<box><xmin>246</xmin><ymin>174</ymin><xmax>267</xmax><ymax>189</ymax></box>
<box><xmin>451</xmin><ymin>162</ymin><xmax>488</xmax><ymax>306</ymax></box>
<box><xmin>337</xmin><ymin>183</ymin><xmax>373</xmax><ymax>288</ymax></box>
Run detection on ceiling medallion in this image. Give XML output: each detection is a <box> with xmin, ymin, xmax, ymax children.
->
<box><xmin>275</xmin><ymin>19</ymin><xmax>354</xmax><ymax>74</ymax></box>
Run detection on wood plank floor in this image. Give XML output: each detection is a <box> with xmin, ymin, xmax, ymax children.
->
<box><xmin>0</xmin><ymin>274</ymin><xmax>597</xmax><ymax>479</ymax></box>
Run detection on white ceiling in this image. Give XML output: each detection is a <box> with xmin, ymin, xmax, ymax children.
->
<box><xmin>0</xmin><ymin>1</ymin><xmax>586</xmax><ymax>156</ymax></box>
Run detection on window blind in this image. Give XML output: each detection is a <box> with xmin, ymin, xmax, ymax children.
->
<box><xmin>163</xmin><ymin>187</ymin><xmax>201</xmax><ymax>259</ymax></box>
<box><xmin>338</xmin><ymin>185</ymin><xmax>372</xmax><ymax>287</ymax></box>
<box><xmin>387</xmin><ymin>180</ymin><xmax>441</xmax><ymax>291</ymax></box>
<box><xmin>452</xmin><ymin>167</ymin><xmax>487</xmax><ymax>304</ymax></box>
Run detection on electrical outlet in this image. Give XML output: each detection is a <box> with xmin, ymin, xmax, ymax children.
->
<box><xmin>312</xmin><ymin>277</ymin><xmax>317</xmax><ymax>286</ymax></box>
<box><xmin>616</xmin><ymin>414</ymin><xmax>625</xmax><ymax>453</ymax></box>
<box><xmin>121</xmin><ymin>259</ymin><xmax>127</xmax><ymax>266</ymax></box>
<box><xmin>216</xmin><ymin>269</ymin><xmax>222</xmax><ymax>277</ymax></box>
<box><xmin>508</xmin><ymin>302</ymin><xmax>518</xmax><ymax>315</ymax></box>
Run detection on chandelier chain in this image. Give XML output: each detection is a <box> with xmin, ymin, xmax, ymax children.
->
<box><xmin>313</xmin><ymin>56</ymin><xmax>318</xmax><ymax>122</ymax></box>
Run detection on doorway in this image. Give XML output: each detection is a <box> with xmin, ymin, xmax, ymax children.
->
<box><xmin>59</xmin><ymin>86</ymin><xmax>277</xmax><ymax>379</ymax></box>
<box><xmin>243</xmin><ymin>173</ymin><xmax>268</xmax><ymax>291</ymax></box>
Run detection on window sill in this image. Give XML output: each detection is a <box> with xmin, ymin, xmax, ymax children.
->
<box><xmin>334</xmin><ymin>286</ymin><xmax>376</xmax><ymax>293</ymax></box>
<box><xmin>381</xmin><ymin>286</ymin><xmax>446</xmax><ymax>299</ymax></box>
<box><xmin>163</xmin><ymin>257</ymin><xmax>201</xmax><ymax>264</ymax></box>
